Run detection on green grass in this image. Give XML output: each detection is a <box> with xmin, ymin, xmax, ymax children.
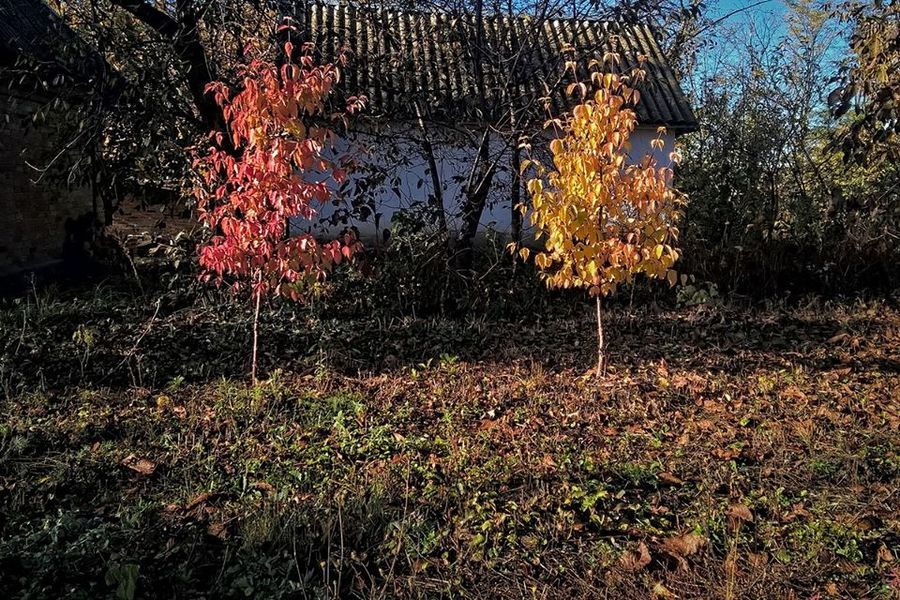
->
<box><xmin>0</xmin><ymin>281</ymin><xmax>898</xmax><ymax>598</ymax></box>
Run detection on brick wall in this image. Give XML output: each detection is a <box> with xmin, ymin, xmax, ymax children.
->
<box><xmin>0</xmin><ymin>90</ymin><xmax>95</xmax><ymax>274</ymax></box>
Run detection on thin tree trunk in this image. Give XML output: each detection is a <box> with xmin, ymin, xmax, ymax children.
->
<box><xmin>510</xmin><ymin>136</ymin><xmax>522</xmax><ymax>247</ymax></box>
<box><xmin>455</xmin><ymin>129</ymin><xmax>496</xmax><ymax>271</ymax></box>
<box><xmin>414</xmin><ymin>101</ymin><xmax>447</xmax><ymax>232</ymax></box>
<box><xmin>453</xmin><ymin>0</ymin><xmax>495</xmax><ymax>272</ymax></box>
<box><xmin>251</xmin><ymin>288</ymin><xmax>261</xmax><ymax>384</ymax></box>
<box><xmin>595</xmin><ymin>295</ymin><xmax>605</xmax><ymax>376</ymax></box>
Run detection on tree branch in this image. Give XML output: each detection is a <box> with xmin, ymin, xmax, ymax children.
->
<box><xmin>108</xmin><ymin>0</ymin><xmax>178</xmax><ymax>37</ymax></box>
<box><xmin>108</xmin><ymin>0</ymin><xmax>224</xmax><ymax>134</ymax></box>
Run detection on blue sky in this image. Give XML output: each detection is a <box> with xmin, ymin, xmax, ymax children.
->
<box><xmin>708</xmin><ymin>0</ymin><xmax>788</xmax><ymax>28</ymax></box>
<box><xmin>683</xmin><ymin>0</ymin><xmax>850</xmax><ymax>120</ymax></box>
<box><xmin>702</xmin><ymin>0</ymin><xmax>847</xmax><ymax>53</ymax></box>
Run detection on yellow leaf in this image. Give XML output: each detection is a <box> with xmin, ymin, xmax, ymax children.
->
<box><xmin>667</xmin><ymin>269</ymin><xmax>677</xmax><ymax>287</ymax></box>
<box><xmin>652</xmin><ymin>582</ymin><xmax>678</xmax><ymax>599</ymax></box>
<box><xmin>549</xmin><ymin>139</ymin><xmax>563</xmax><ymax>155</ymax></box>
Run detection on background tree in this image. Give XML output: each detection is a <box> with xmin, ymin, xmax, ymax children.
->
<box><xmin>194</xmin><ymin>38</ymin><xmax>364</xmax><ymax>382</ymax></box>
<box><xmin>523</xmin><ymin>64</ymin><xmax>683</xmax><ymax>374</ymax></box>
<box><xmin>678</xmin><ymin>0</ymin><xmax>898</xmax><ymax>293</ymax></box>
<box><xmin>51</xmin><ymin>0</ymin><xmax>285</xmax><ymax>203</ymax></box>
<box><xmin>829</xmin><ymin>0</ymin><xmax>899</xmax><ymax>165</ymax></box>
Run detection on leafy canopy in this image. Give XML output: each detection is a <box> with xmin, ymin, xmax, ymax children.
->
<box><xmin>194</xmin><ymin>39</ymin><xmax>365</xmax><ymax>301</ymax></box>
<box><xmin>830</xmin><ymin>0</ymin><xmax>900</xmax><ymax>164</ymax></box>
<box><xmin>522</xmin><ymin>66</ymin><xmax>684</xmax><ymax>296</ymax></box>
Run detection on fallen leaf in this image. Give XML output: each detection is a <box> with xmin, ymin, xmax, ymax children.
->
<box><xmin>727</xmin><ymin>502</ymin><xmax>754</xmax><ymax>527</ymax></box>
<box><xmin>658</xmin><ymin>472</ymin><xmax>684</xmax><ymax>486</ymax></box>
<box><xmin>712</xmin><ymin>447</ymin><xmax>741</xmax><ymax>460</ymax></box>
<box><xmin>747</xmin><ymin>552</ymin><xmax>767</xmax><ymax>568</ymax></box>
<box><xmin>619</xmin><ymin>542</ymin><xmax>651</xmax><ymax>572</ymax></box>
<box><xmin>827</xmin><ymin>332</ymin><xmax>849</xmax><ymax>344</ymax></box>
<box><xmin>185</xmin><ymin>492</ymin><xmax>213</xmax><ymax>511</ymax></box>
<box><xmin>121</xmin><ymin>454</ymin><xmax>156</xmax><ymax>476</ymax></box>
<box><xmin>207</xmin><ymin>521</ymin><xmax>228</xmax><ymax>540</ymax></box>
<box><xmin>652</xmin><ymin>582</ymin><xmax>678</xmax><ymax>598</ymax></box>
<box><xmin>250</xmin><ymin>481</ymin><xmax>275</xmax><ymax>494</ymax></box>
<box><xmin>659</xmin><ymin>532</ymin><xmax>707</xmax><ymax>569</ymax></box>
<box><xmin>661</xmin><ymin>532</ymin><xmax>707</xmax><ymax>557</ymax></box>
<box><xmin>877</xmin><ymin>544</ymin><xmax>894</xmax><ymax>565</ymax></box>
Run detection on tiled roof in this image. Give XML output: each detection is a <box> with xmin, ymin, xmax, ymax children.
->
<box><xmin>0</xmin><ymin>0</ymin><xmax>107</xmax><ymax>84</ymax></box>
<box><xmin>300</xmin><ymin>2</ymin><xmax>697</xmax><ymax>130</ymax></box>
<box><xmin>1</xmin><ymin>0</ymin><xmax>72</xmax><ymax>62</ymax></box>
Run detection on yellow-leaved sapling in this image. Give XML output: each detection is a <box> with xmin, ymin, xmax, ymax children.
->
<box><xmin>519</xmin><ymin>61</ymin><xmax>685</xmax><ymax>375</ymax></box>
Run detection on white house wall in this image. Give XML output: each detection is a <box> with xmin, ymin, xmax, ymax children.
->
<box><xmin>294</xmin><ymin>123</ymin><xmax>677</xmax><ymax>242</ymax></box>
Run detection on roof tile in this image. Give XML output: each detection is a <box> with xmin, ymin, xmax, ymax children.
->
<box><xmin>301</xmin><ymin>2</ymin><xmax>696</xmax><ymax>130</ymax></box>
